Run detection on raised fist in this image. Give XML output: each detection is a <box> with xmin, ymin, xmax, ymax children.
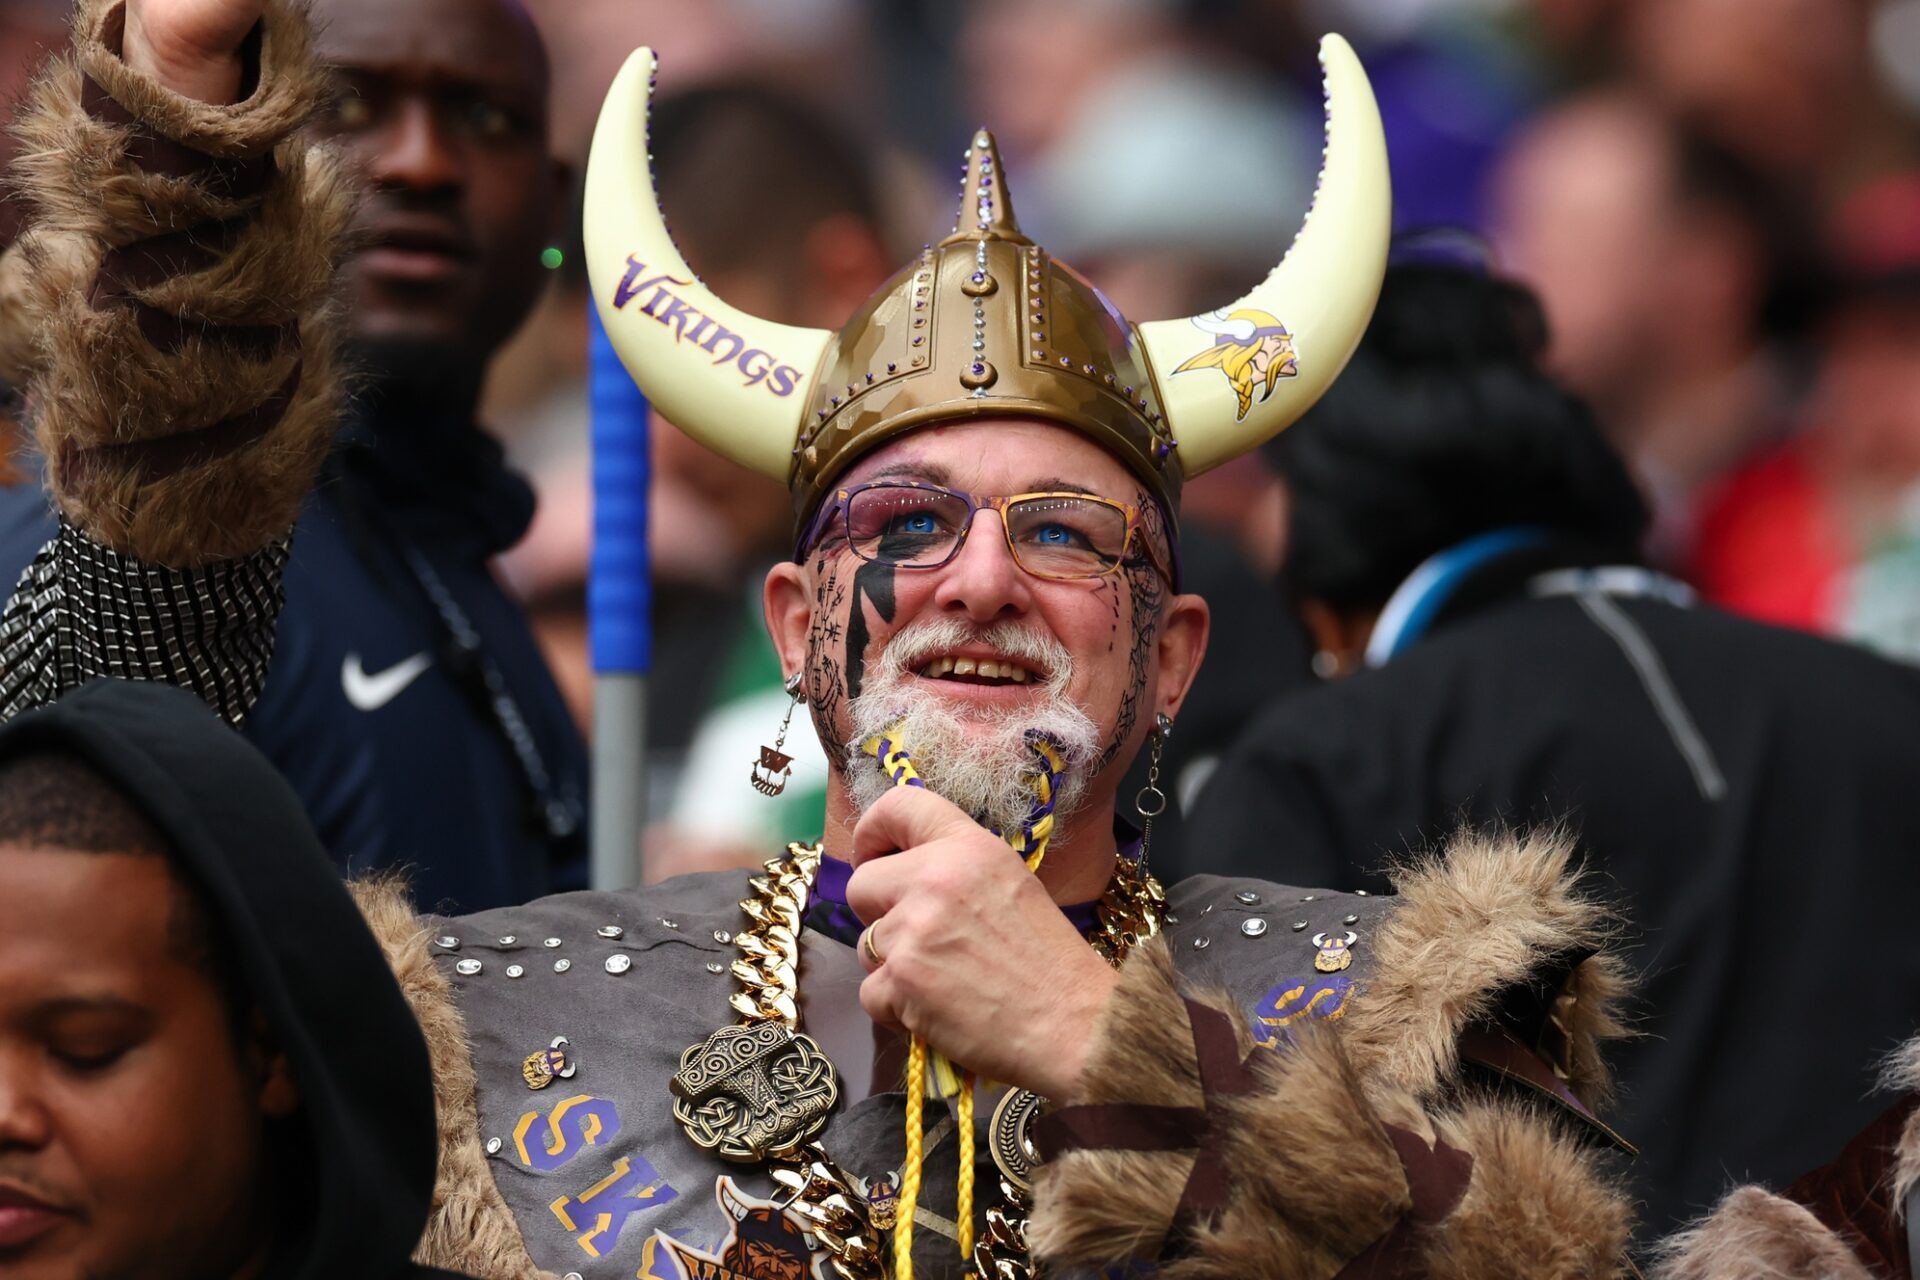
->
<box><xmin>125</xmin><ymin>0</ymin><xmax>270</xmax><ymax>103</ymax></box>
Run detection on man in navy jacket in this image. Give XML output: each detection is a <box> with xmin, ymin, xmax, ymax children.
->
<box><xmin>0</xmin><ymin>0</ymin><xmax>585</xmax><ymax>912</ymax></box>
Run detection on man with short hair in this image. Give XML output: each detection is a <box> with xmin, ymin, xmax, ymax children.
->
<box><xmin>0</xmin><ymin>0</ymin><xmax>586</xmax><ymax>914</ymax></box>
<box><xmin>0</xmin><ymin>679</ymin><xmax>471</xmax><ymax>1280</ymax></box>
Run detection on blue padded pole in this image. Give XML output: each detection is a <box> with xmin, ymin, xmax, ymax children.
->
<box><xmin>588</xmin><ymin>302</ymin><xmax>651</xmax><ymax>889</ymax></box>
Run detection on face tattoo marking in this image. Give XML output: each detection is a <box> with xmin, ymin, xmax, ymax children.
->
<box><xmin>1096</xmin><ymin>494</ymin><xmax>1165</xmax><ymax>772</ymax></box>
<box><xmin>1093</xmin><ymin>573</ymin><xmax>1121</xmax><ymax>653</ymax></box>
<box><xmin>808</xmin><ymin>557</ymin><xmax>849</xmax><ymax>743</ymax></box>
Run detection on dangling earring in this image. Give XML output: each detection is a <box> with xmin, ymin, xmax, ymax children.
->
<box><xmin>1133</xmin><ymin>713</ymin><xmax>1172</xmax><ymax>866</ymax></box>
<box><xmin>751</xmin><ymin>672</ymin><xmax>805</xmax><ymax>797</ymax></box>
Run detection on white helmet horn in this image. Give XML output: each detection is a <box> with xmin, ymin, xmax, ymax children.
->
<box><xmin>1138</xmin><ymin>34</ymin><xmax>1392</xmax><ymax>477</ymax></box>
<box><xmin>583</xmin><ymin>49</ymin><xmax>832</xmax><ymax>482</ymax></box>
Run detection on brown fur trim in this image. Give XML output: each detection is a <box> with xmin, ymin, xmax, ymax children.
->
<box><xmin>349</xmin><ymin>876</ymin><xmax>554</xmax><ymax>1280</ymax></box>
<box><xmin>1879</xmin><ymin>1035</ymin><xmax>1920</xmax><ymax>1220</ymax></box>
<box><xmin>76</xmin><ymin>0</ymin><xmax>323</xmax><ymax>160</ymax></box>
<box><xmin>1029</xmin><ymin>938</ymin><xmax>1405</xmax><ymax>1277</ymax></box>
<box><xmin>1345</xmin><ymin>826</ymin><xmax>1630</xmax><ymax>1107</ymax></box>
<box><xmin>1651</xmin><ymin>1187</ymin><xmax>1878</xmax><ymax>1280</ymax></box>
<box><xmin>0</xmin><ymin>243</ymin><xmax>34</xmax><ymax>388</ymax></box>
<box><xmin>1424</xmin><ymin>1097</ymin><xmax>1633</xmax><ymax>1279</ymax></box>
<box><xmin>1030</xmin><ymin>935</ymin><xmax>1634</xmax><ymax>1279</ymax></box>
<box><xmin>5</xmin><ymin>0</ymin><xmax>351</xmax><ymax>566</ymax></box>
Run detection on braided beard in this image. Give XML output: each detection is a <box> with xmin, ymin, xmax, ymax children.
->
<box><xmin>844</xmin><ymin>617</ymin><xmax>1099</xmax><ymax>835</ymax></box>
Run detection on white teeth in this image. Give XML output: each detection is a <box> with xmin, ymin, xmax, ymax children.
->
<box><xmin>1009</xmin><ymin>666</ymin><xmax>1029</xmax><ymax>684</ymax></box>
<box><xmin>952</xmin><ymin>657</ymin><xmax>977</xmax><ymax>676</ymax></box>
<box><xmin>977</xmin><ymin>659</ymin><xmax>1001</xmax><ymax>679</ymax></box>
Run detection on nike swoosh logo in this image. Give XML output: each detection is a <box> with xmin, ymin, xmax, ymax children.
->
<box><xmin>342</xmin><ymin>651</ymin><xmax>433</xmax><ymax>712</ymax></box>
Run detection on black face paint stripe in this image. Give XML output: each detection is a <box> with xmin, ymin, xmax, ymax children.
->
<box><xmin>845</xmin><ymin>532</ymin><xmax>913</xmax><ymax>703</ymax></box>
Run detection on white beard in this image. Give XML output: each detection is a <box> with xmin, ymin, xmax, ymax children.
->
<box><xmin>844</xmin><ymin>616</ymin><xmax>1101</xmax><ymax>835</ymax></box>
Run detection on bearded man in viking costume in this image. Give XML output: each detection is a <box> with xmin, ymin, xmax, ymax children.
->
<box><xmin>0</xmin><ymin>1</ymin><xmax>1646</xmax><ymax>1273</ymax></box>
<box><xmin>344</xmin><ymin>41</ymin><xmax>1646</xmax><ymax>1280</ymax></box>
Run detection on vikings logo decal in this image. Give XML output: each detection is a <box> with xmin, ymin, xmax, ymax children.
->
<box><xmin>611</xmin><ymin>255</ymin><xmax>805</xmax><ymax>398</ymax></box>
<box><xmin>1313</xmin><ymin>930</ymin><xmax>1358</xmax><ymax>973</ymax></box>
<box><xmin>643</xmin><ymin>1179</ymin><xmax>831</xmax><ymax>1280</ymax></box>
<box><xmin>523</xmin><ymin>1035</ymin><xmax>578</xmax><ymax>1090</ymax></box>
<box><xmin>1172</xmin><ymin>308</ymin><xmax>1300</xmax><ymax>421</ymax></box>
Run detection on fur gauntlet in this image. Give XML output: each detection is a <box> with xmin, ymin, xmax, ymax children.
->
<box><xmin>1030</xmin><ymin>940</ymin><xmax>1634</xmax><ymax>1279</ymax></box>
<box><xmin>1030</xmin><ymin>832</ymin><xmax>1640</xmax><ymax>1280</ymax></box>
<box><xmin>4</xmin><ymin>0</ymin><xmax>351</xmax><ymax>566</ymax></box>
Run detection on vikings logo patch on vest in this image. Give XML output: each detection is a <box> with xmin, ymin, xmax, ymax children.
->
<box><xmin>644</xmin><ymin>1179</ymin><xmax>832</xmax><ymax>1280</ymax></box>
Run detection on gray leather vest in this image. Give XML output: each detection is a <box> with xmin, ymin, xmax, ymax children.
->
<box><xmin>431</xmin><ymin>869</ymin><xmax>1391</xmax><ymax>1280</ymax></box>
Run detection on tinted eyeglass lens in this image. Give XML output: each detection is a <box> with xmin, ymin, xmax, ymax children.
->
<box><xmin>1006</xmin><ymin>496</ymin><xmax>1129</xmax><ymax>577</ymax></box>
<box><xmin>845</xmin><ymin>487</ymin><xmax>969</xmax><ymax>566</ymax></box>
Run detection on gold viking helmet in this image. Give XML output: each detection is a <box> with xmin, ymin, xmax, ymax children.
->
<box><xmin>584</xmin><ymin>37</ymin><xmax>1391</xmax><ymax>526</ymax></box>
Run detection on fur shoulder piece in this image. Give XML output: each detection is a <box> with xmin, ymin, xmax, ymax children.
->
<box><xmin>349</xmin><ymin>876</ymin><xmax>555</xmax><ymax>1280</ymax></box>
<box><xmin>1344</xmin><ymin>826</ymin><xmax>1631</xmax><ymax>1108</ymax></box>
<box><xmin>1030</xmin><ymin>828</ymin><xmax>1639</xmax><ymax>1279</ymax></box>
<box><xmin>5</xmin><ymin>0</ymin><xmax>352</xmax><ymax>566</ymax></box>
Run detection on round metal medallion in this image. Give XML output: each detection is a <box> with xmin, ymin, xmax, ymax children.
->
<box><xmin>989</xmin><ymin>1087</ymin><xmax>1048</xmax><ymax>1194</ymax></box>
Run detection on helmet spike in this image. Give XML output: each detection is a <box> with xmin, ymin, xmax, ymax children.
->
<box><xmin>941</xmin><ymin>129</ymin><xmax>1030</xmax><ymax>247</ymax></box>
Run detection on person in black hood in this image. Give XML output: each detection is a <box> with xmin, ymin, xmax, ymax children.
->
<box><xmin>0</xmin><ymin>679</ymin><xmax>466</xmax><ymax>1280</ymax></box>
<box><xmin>1179</xmin><ymin>255</ymin><xmax>1920</xmax><ymax>1237</ymax></box>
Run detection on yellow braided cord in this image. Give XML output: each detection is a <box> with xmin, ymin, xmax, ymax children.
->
<box><xmin>860</xmin><ymin>728</ymin><xmax>1063</xmax><ymax>1276</ymax></box>
<box><xmin>957</xmin><ymin>1072</ymin><xmax>977</xmax><ymax>1254</ymax></box>
<box><xmin>896</xmin><ymin>1033</ymin><xmax>928</xmax><ymax>1278</ymax></box>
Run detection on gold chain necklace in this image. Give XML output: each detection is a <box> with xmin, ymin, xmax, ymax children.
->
<box><xmin>671</xmin><ymin>841</ymin><xmax>1165</xmax><ymax>1279</ymax></box>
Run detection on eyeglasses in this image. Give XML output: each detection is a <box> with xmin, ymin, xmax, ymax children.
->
<box><xmin>804</xmin><ymin>480</ymin><xmax>1168</xmax><ymax>582</ymax></box>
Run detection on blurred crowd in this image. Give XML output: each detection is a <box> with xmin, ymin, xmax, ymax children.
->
<box><xmin>401</xmin><ymin>0</ymin><xmax>1920</xmax><ymax>863</ymax></box>
<box><xmin>3</xmin><ymin>0</ymin><xmax>1920</xmax><ymax>1246</ymax></box>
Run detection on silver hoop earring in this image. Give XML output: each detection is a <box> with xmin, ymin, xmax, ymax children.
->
<box><xmin>1133</xmin><ymin>713</ymin><xmax>1172</xmax><ymax>865</ymax></box>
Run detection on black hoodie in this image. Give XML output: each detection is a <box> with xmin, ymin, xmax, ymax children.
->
<box><xmin>0</xmin><ymin>679</ymin><xmax>467</xmax><ymax>1280</ymax></box>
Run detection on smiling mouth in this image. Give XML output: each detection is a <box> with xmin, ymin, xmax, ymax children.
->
<box><xmin>914</xmin><ymin>655</ymin><xmax>1036</xmax><ymax>686</ymax></box>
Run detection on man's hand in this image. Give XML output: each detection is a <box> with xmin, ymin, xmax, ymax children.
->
<box><xmin>125</xmin><ymin>0</ymin><xmax>269</xmax><ymax>105</ymax></box>
<box><xmin>846</xmin><ymin>787</ymin><xmax>1121</xmax><ymax>1100</ymax></box>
